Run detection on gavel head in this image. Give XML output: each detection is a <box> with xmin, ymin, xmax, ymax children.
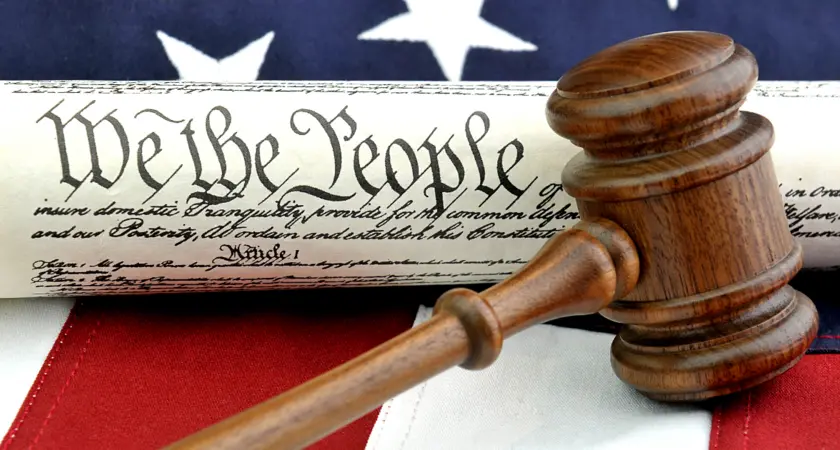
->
<box><xmin>545</xmin><ymin>30</ymin><xmax>819</xmax><ymax>401</ymax></box>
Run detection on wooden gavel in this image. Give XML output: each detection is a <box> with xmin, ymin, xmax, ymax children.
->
<box><xmin>165</xmin><ymin>30</ymin><xmax>819</xmax><ymax>449</ymax></box>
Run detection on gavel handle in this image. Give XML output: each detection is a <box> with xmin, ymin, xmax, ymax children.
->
<box><xmin>163</xmin><ymin>219</ymin><xmax>639</xmax><ymax>450</ymax></box>
<box><xmin>166</xmin><ymin>312</ymin><xmax>472</xmax><ymax>450</ymax></box>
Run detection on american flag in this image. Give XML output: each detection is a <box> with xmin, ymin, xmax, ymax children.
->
<box><xmin>2</xmin><ymin>0</ymin><xmax>839</xmax><ymax>82</ymax></box>
<box><xmin>0</xmin><ymin>1</ymin><xmax>838</xmax><ymax>449</ymax></box>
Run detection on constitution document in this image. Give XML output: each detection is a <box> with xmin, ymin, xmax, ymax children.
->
<box><xmin>0</xmin><ymin>80</ymin><xmax>837</xmax><ymax>298</ymax></box>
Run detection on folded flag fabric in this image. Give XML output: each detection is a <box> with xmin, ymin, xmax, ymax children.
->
<box><xmin>366</xmin><ymin>307</ymin><xmax>714</xmax><ymax>450</ymax></box>
<box><xmin>2</xmin><ymin>268</ymin><xmax>839</xmax><ymax>450</ymax></box>
<box><xmin>369</xmin><ymin>268</ymin><xmax>840</xmax><ymax>449</ymax></box>
<box><xmin>0</xmin><ymin>298</ymin><xmax>75</xmax><ymax>434</ymax></box>
<box><xmin>0</xmin><ymin>289</ymin><xmax>424</xmax><ymax>450</ymax></box>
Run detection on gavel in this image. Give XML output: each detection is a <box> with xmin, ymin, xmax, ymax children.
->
<box><xmin>165</xmin><ymin>30</ymin><xmax>819</xmax><ymax>449</ymax></box>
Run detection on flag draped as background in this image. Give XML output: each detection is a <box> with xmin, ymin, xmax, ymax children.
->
<box><xmin>2</xmin><ymin>1</ymin><xmax>839</xmax><ymax>82</ymax></box>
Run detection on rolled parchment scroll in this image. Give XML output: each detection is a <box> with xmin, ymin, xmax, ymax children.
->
<box><xmin>0</xmin><ymin>80</ymin><xmax>837</xmax><ymax>298</ymax></box>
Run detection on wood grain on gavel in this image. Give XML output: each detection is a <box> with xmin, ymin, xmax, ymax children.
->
<box><xmin>164</xmin><ymin>30</ymin><xmax>819</xmax><ymax>450</ymax></box>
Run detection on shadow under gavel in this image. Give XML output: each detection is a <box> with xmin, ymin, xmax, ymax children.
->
<box><xmin>164</xmin><ymin>30</ymin><xmax>819</xmax><ymax>450</ymax></box>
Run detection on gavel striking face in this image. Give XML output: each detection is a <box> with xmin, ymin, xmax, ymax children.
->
<box><xmin>166</xmin><ymin>31</ymin><xmax>819</xmax><ymax>450</ymax></box>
